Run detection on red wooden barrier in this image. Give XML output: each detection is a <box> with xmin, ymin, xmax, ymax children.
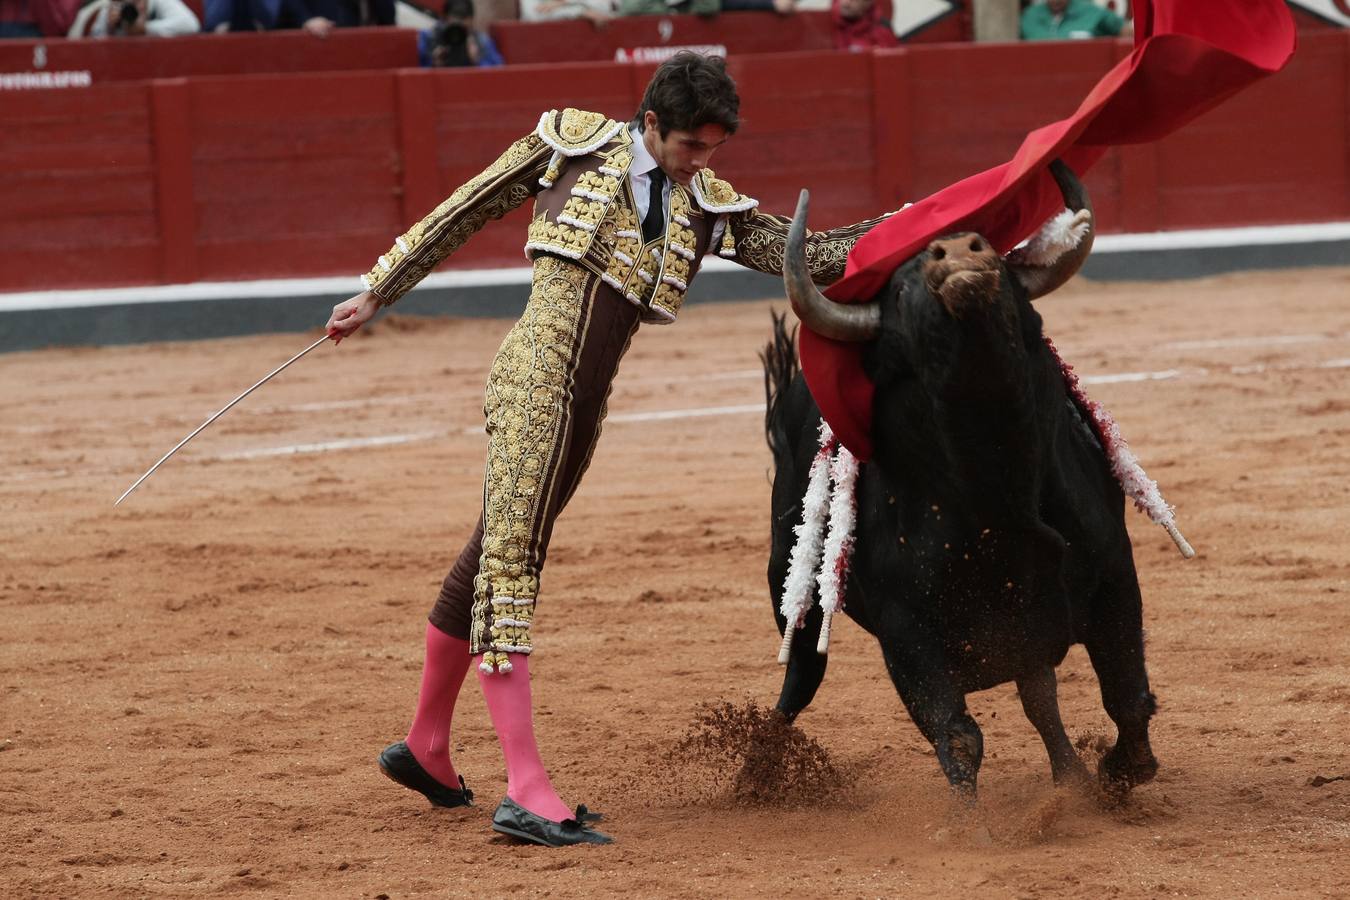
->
<box><xmin>0</xmin><ymin>33</ymin><xmax>1345</xmax><ymax>294</ymax></box>
<box><xmin>0</xmin><ymin>13</ymin><xmax>964</xmax><ymax>89</ymax></box>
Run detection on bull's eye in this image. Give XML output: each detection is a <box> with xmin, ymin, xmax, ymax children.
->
<box><xmin>969</xmin><ymin>238</ymin><xmax>984</xmax><ymax>253</ymax></box>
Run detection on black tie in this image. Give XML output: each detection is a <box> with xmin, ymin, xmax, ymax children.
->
<box><xmin>642</xmin><ymin>169</ymin><xmax>666</xmax><ymax>243</ymax></box>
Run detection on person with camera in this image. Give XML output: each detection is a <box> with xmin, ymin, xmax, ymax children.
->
<box><xmin>66</xmin><ymin>0</ymin><xmax>199</xmax><ymax>36</ymax></box>
<box><xmin>418</xmin><ymin>0</ymin><xmax>501</xmax><ymax>68</ymax></box>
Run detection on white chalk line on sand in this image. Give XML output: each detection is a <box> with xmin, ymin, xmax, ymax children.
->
<box><xmin>94</xmin><ymin>332</ymin><xmax>1350</xmax><ymax>426</ymax></box>
<box><xmin>201</xmin><ymin>358</ymin><xmax>1348</xmax><ymax>464</ymax></box>
<box><xmin>241</xmin><ymin>369</ymin><xmax>766</xmax><ymax>416</ymax></box>
<box><xmin>3</xmin><ymin>331</ymin><xmax>1344</xmax><ymax>437</ymax></box>
<box><xmin>212</xmin><ymin>404</ymin><xmax>772</xmax><ymax>460</ymax></box>
<box><xmin>163</xmin><ymin>332</ymin><xmax>1350</xmax><ymax>419</ymax></box>
<box><xmin>1158</xmin><ymin>333</ymin><xmax>1348</xmax><ymax>352</ymax></box>
<box><xmin>214</xmin><ymin>430</ymin><xmax>447</xmax><ymax>461</ymax></box>
<box><xmin>210</xmin><ymin>368</ymin><xmax>1189</xmax><ymax>460</ymax></box>
<box><xmin>5</xmin><ymin>355</ymin><xmax>1346</xmax><ymax>484</ymax></box>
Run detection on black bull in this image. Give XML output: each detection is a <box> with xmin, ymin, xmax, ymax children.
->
<box><xmin>764</xmin><ymin>163</ymin><xmax>1159</xmax><ymax>796</ymax></box>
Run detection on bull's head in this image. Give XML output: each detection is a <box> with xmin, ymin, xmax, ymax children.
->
<box><xmin>784</xmin><ymin>161</ymin><xmax>1094</xmax><ymax>344</ymax></box>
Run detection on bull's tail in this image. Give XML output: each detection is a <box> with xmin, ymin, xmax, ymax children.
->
<box><xmin>759</xmin><ymin>309</ymin><xmax>800</xmax><ymax>460</ymax></box>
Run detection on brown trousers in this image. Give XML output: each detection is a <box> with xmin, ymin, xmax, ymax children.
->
<box><xmin>428</xmin><ymin>257</ymin><xmax>640</xmax><ymax>651</ymax></box>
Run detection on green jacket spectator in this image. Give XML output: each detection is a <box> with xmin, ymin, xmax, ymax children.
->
<box><xmin>1021</xmin><ymin>0</ymin><xmax>1124</xmax><ymax>41</ymax></box>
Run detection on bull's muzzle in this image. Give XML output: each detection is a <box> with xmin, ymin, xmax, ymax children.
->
<box><xmin>922</xmin><ymin>234</ymin><xmax>1002</xmax><ymax>316</ymax></box>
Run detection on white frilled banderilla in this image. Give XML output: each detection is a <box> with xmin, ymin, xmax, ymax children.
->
<box><xmin>776</xmin><ymin>419</ymin><xmax>858</xmax><ymax>664</ymax></box>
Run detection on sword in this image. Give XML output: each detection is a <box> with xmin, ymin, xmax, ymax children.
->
<box><xmin>115</xmin><ymin>334</ymin><xmax>333</xmax><ymax>506</ymax></box>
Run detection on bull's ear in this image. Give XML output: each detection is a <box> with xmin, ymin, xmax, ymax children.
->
<box><xmin>783</xmin><ymin>190</ymin><xmax>881</xmax><ymax>343</ymax></box>
<box><xmin>1008</xmin><ymin>160</ymin><xmax>1095</xmax><ymax>301</ymax></box>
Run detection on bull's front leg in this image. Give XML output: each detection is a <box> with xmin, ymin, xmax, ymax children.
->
<box><xmin>774</xmin><ymin>603</ymin><xmax>829</xmax><ymax>722</ymax></box>
<box><xmin>879</xmin><ymin>636</ymin><xmax>983</xmax><ymax>798</ymax></box>
<box><xmin>1082</xmin><ymin>562</ymin><xmax>1159</xmax><ymax>795</ymax></box>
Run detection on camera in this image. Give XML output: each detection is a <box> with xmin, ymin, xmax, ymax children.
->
<box><xmin>434</xmin><ymin>21</ymin><xmax>468</xmax><ymax>48</ymax></box>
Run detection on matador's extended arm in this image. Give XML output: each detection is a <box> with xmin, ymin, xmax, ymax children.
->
<box><xmin>361</xmin><ymin>133</ymin><xmax>553</xmax><ymax>306</ymax></box>
<box><xmin>727</xmin><ymin>208</ymin><xmax>894</xmax><ymax>286</ymax></box>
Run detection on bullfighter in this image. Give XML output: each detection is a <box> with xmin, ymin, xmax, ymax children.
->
<box><xmin>324</xmin><ymin>52</ymin><xmax>890</xmax><ymax>846</ymax></box>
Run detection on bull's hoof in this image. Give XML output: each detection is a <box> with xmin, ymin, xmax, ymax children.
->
<box><xmin>1097</xmin><ymin>743</ymin><xmax>1158</xmax><ymax>796</ymax></box>
<box><xmin>1052</xmin><ymin>756</ymin><xmax>1094</xmax><ymax>790</ymax></box>
<box><xmin>949</xmin><ymin>780</ymin><xmax>979</xmax><ymax>805</ymax></box>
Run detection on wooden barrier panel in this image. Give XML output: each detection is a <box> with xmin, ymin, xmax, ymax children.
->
<box><xmin>1148</xmin><ymin>31</ymin><xmax>1348</xmax><ymax>231</ymax></box>
<box><xmin>0</xmin><ymin>29</ymin><xmax>416</xmax><ymax>86</ymax></box>
<box><xmin>0</xmin><ymin>33</ymin><xmax>1345</xmax><ymax>293</ymax></box>
<box><xmin>715</xmin><ymin>51</ymin><xmax>879</xmax><ymax>230</ymax></box>
<box><xmin>0</xmin><ymin>84</ymin><xmax>161</xmax><ymax>290</ymax></box>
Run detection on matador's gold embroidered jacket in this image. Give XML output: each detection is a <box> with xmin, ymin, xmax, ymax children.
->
<box><xmin>361</xmin><ymin>108</ymin><xmax>891</xmax><ymax>321</ymax></box>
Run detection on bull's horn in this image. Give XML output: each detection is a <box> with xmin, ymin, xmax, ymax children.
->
<box><xmin>1009</xmin><ymin>160</ymin><xmax>1096</xmax><ymax>301</ymax></box>
<box><xmin>784</xmin><ymin>190</ymin><xmax>880</xmax><ymax>342</ymax></box>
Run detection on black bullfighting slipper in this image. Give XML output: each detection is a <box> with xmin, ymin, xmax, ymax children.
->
<box><xmin>378</xmin><ymin>741</ymin><xmax>474</xmax><ymax>809</ymax></box>
<box><xmin>574</xmin><ymin>804</ymin><xmax>603</xmax><ymax>824</ymax></box>
<box><xmin>491</xmin><ymin>797</ymin><xmax>612</xmax><ymax>846</ymax></box>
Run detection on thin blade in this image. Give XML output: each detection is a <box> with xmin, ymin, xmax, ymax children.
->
<box><xmin>115</xmin><ymin>334</ymin><xmax>332</xmax><ymax>506</ymax></box>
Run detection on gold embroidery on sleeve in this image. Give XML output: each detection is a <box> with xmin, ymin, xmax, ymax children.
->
<box><xmin>364</xmin><ymin>132</ymin><xmax>552</xmax><ymax>305</ymax></box>
<box><xmin>730</xmin><ymin>209</ymin><xmax>894</xmax><ymax>286</ymax></box>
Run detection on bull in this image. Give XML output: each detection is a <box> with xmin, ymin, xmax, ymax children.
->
<box><xmin>763</xmin><ymin>162</ymin><xmax>1159</xmax><ymax>797</ymax></box>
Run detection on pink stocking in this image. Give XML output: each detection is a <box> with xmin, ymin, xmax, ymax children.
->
<box><xmin>404</xmin><ymin>623</ymin><xmax>471</xmax><ymax>788</ymax></box>
<box><xmin>477</xmin><ymin>653</ymin><xmax>572</xmax><ymax>823</ymax></box>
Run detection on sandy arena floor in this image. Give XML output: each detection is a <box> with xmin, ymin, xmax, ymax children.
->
<box><xmin>3</xmin><ymin>266</ymin><xmax>1348</xmax><ymax>898</ymax></box>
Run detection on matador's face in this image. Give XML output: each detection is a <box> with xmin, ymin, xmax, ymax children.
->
<box><xmin>642</xmin><ymin>111</ymin><xmax>730</xmax><ymax>187</ymax></box>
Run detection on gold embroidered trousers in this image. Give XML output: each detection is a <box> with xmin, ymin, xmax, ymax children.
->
<box><xmin>429</xmin><ymin>256</ymin><xmax>640</xmax><ymax>671</ymax></box>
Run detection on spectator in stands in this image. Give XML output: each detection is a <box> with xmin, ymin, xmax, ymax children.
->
<box><xmin>615</xmin><ymin>0</ymin><xmax>719</xmax><ymax>16</ymax></box>
<box><xmin>831</xmin><ymin>0</ymin><xmax>896</xmax><ymax>51</ymax></box>
<box><xmin>205</xmin><ymin>0</ymin><xmax>392</xmax><ymax>35</ymax></box>
<box><xmin>1</xmin><ymin>0</ymin><xmax>80</xmax><ymax>36</ymax></box>
<box><xmin>68</xmin><ymin>0</ymin><xmax>201</xmax><ymax>37</ymax></box>
<box><xmin>419</xmin><ymin>0</ymin><xmax>501</xmax><ymax>66</ymax></box>
<box><xmin>720</xmin><ymin>0</ymin><xmax>796</xmax><ymax>12</ymax></box>
<box><xmin>320</xmin><ymin>0</ymin><xmax>393</xmax><ymax>27</ymax></box>
<box><xmin>1021</xmin><ymin>0</ymin><xmax>1126</xmax><ymax>41</ymax></box>
<box><xmin>520</xmin><ymin>0</ymin><xmax>614</xmax><ymax>26</ymax></box>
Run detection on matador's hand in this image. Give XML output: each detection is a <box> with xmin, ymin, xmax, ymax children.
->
<box><xmin>326</xmin><ymin>291</ymin><xmax>382</xmax><ymax>343</ymax></box>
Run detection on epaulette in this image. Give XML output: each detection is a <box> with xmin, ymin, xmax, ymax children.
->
<box><xmin>692</xmin><ymin>168</ymin><xmax>759</xmax><ymax>258</ymax></box>
<box><xmin>535</xmin><ymin>108</ymin><xmax>627</xmax><ymax>189</ymax></box>
<box><xmin>691</xmin><ymin>168</ymin><xmax>759</xmax><ymax>214</ymax></box>
<box><xmin>535</xmin><ymin>108</ymin><xmax>626</xmax><ymax>156</ymax></box>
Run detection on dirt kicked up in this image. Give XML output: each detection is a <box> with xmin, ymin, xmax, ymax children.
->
<box><xmin>2</xmin><ymin>266</ymin><xmax>1348</xmax><ymax>897</ymax></box>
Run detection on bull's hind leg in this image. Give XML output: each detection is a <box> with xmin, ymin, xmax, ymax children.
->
<box><xmin>1082</xmin><ymin>567</ymin><xmax>1158</xmax><ymax>794</ymax></box>
<box><xmin>1016</xmin><ymin>666</ymin><xmax>1090</xmax><ymax>786</ymax></box>
<box><xmin>880</xmin><ymin>643</ymin><xmax>983</xmax><ymax>797</ymax></box>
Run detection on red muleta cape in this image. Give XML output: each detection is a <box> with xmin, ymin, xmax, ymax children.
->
<box><xmin>803</xmin><ymin>0</ymin><xmax>1297</xmax><ymax>461</ymax></box>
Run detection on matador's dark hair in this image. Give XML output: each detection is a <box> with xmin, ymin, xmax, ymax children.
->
<box><xmin>633</xmin><ymin>52</ymin><xmax>740</xmax><ymax>138</ymax></box>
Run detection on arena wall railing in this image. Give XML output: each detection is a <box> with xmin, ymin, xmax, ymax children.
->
<box><xmin>0</xmin><ymin>32</ymin><xmax>1345</xmax><ymax>295</ymax></box>
<box><xmin>0</xmin><ymin>28</ymin><xmax>418</xmax><ymax>84</ymax></box>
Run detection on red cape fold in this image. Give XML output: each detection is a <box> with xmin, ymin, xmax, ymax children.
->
<box><xmin>801</xmin><ymin>0</ymin><xmax>1296</xmax><ymax>461</ymax></box>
